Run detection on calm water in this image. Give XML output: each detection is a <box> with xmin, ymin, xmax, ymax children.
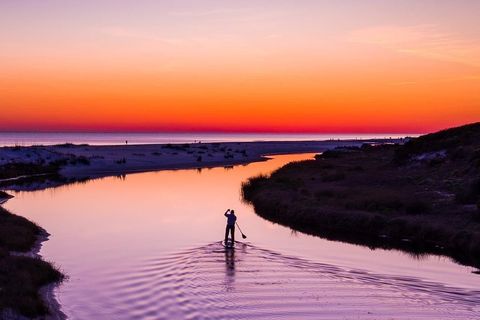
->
<box><xmin>4</xmin><ymin>154</ymin><xmax>480</xmax><ymax>319</ymax></box>
<box><xmin>0</xmin><ymin>132</ymin><xmax>413</xmax><ymax>146</ymax></box>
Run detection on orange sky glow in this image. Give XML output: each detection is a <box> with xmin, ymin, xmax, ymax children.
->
<box><xmin>1</xmin><ymin>1</ymin><xmax>479</xmax><ymax>133</ymax></box>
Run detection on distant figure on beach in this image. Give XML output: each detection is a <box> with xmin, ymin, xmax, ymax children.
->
<box><xmin>125</xmin><ymin>140</ymin><xmax>128</xmax><ymax>145</ymax></box>
<box><xmin>224</xmin><ymin>209</ymin><xmax>237</xmax><ymax>243</ymax></box>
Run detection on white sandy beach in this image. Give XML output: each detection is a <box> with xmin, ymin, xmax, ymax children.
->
<box><xmin>0</xmin><ymin>140</ymin><xmax>403</xmax><ymax>188</ymax></box>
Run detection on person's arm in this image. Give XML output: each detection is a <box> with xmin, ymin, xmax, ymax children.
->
<box><xmin>224</xmin><ymin>209</ymin><xmax>230</xmax><ymax>217</ymax></box>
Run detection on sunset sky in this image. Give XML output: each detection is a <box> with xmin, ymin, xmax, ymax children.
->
<box><xmin>1</xmin><ymin>0</ymin><xmax>479</xmax><ymax>133</ymax></box>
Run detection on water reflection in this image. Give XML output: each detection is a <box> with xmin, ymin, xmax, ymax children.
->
<box><xmin>224</xmin><ymin>247</ymin><xmax>235</xmax><ymax>291</ymax></box>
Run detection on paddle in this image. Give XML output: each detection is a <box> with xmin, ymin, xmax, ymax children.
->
<box><xmin>236</xmin><ymin>222</ymin><xmax>247</xmax><ymax>239</ymax></box>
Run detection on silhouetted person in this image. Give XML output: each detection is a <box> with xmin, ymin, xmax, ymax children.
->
<box><xmin>224</xmin><ymin>209</ymin><xmax>237</xmax><ymax>244</ymax></box>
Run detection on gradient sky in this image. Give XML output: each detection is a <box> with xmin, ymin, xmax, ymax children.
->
<box><xmin>1</xmin><ymin>0</ymin><xmax>479</xmax><ymax>133</ymax></box>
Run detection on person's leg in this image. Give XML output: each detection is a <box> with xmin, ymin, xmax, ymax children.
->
<box><xmin>225</xmin><ymin>225</ymin><xmax>230</xmax><ymax>243</ymax></box>
<box><xmin>231</xmin><ymin>226</ymin><xmax>235</xmax><ymax>242</ymax></box>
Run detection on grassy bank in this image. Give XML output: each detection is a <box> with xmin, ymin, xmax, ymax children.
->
<box><xmin>243</xmin><ymin>123</ymin><xmax>480</xmax><ymax>268</ymax></box>
<box><xmin>0</xmin><ymin>206</ymin><xmax>64</xmax><ymax>318</ymax></box>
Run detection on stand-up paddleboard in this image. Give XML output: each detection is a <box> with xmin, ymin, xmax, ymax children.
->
<box><xmin>222</xmin><ymin>238</ymin><xmax>235</xmax><ymax>249</ymax></box>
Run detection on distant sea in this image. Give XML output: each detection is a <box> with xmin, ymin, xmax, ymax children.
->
<box><xmin>0</xmin><ymin>132</ymin><xmax>416</xmax><ymax>147</ymax></box>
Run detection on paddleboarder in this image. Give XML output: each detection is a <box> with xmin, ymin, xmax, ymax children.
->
<box><xmin>224</xmin><ymin>209</ymin><xmax>237</xmax><ymax>245</ymax></box>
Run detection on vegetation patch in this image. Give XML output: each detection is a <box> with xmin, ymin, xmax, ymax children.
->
<box><xmin>0</xmin><ymin>206</ymin><xmax>64</xmax><ymax>318</ymax></box>
<box><xmin>242</xmin><ymin>122</ymin><xmax>480</xmax><ymax>269</ymax></box>
<box><xmin>0</xmin><ymin>163</ymin><xmax>58</xmax><ymax>180</ymax></box>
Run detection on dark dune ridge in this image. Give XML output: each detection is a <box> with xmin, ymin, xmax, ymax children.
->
<box><xmin>242</xmin><ymin>122</ymin><xmax>480</xmax><ymax>269</ymax></box>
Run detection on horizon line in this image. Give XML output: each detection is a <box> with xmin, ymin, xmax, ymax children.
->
<box><xmin>0</xmin><ymin>130</ymin><xmax>423</xmax><ymax>135</ymax></box>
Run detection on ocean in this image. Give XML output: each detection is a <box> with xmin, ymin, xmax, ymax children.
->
<box><xmin>0</xmin><ymin>132</ymin><xmax>415</xmax><ymax>147</ymax></box>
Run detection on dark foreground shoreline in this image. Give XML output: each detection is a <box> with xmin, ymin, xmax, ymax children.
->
<box><xmin>0</xmin><ymin>204</ymin><xmax>64</xmax><ymax>319</ymax></box>
<box><xmin>242</xmin><ymin>123</ymin><xmax>480</xmax><ymax>269</ymax></box>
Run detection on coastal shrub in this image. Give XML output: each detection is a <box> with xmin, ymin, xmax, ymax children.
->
<box><xmin>115</xmin><ymin>158</ymin><xmax>127</xmax><ymax>164</ymax></box>
<box><xmin>0</xmin><ymin>207</ymin><xmax>65</xmax><ymax>318</ymax></box>
<box><xmin>316</xmin><ymin>162</ymin><xmax>335</xmax><ymax>169</ymax></box>
<box><xmin>73</xmin><ymin>156</ymin><xmax>90</xmax><ymax>165</ymax></box>
<box><xmin>315</xmin><ymin>189</ymin><xmax>334</xmax><ymax>199</ymax></box>
<box><xmin>450</xmin><ymin>147</ymin><xmax>467</xmax><ymax>160</ymax></box>
<box><xmin>427</xmin><ymin>157</ymin><xmax>445</xmax><ymax>167</ymax></box>
<box><xmin>361</xmin><ymin>143</ymin><xmax>373</xmax><ymax>150</ymax></box>
<box><xmin>472</xmin><ymin>149</ymin><xmax>480</xmax><ymax>160</ymax></box>
<box><xmin>386</xmin><ymin>218</ymin><xmax>410</xmax><ymax>239</ymax></box>
<box><xmin>321</xmin><ymin>171</ymin><xmax>346</xmax><ymax>182</ymax></box>
<box><xmin>0</xmin><ymin>207</ymin><xmax>39</xmax><ymax>252</ymax></box>
<box><xmin>455</xmin><ymin>178</ymin><xmax>480</xmax><ymax>204</ymax></box>
<box><xmin>241</xmin><ymin>175</ymin><xmax>268</xmax><ymax>200</ymax></box>
<box><xmin>360</xmin><ymin>198</ymin><xmax>401</xmax><ymax>213</ymax></box>
<box><xmin>0</xmin><ymin>255</ymin><xmax>64</xmax><ymax>317</ymax></box>
<box><xmin>273</xmin><ymin>176</ymin><xmax>304</xmax><ymax>190</ymax></box>
<box><xmin>0</xmin><ymin>163</ymin><xmax>59</xmax><ymax>180</ymax></box>
<box><xmin>300</xmin><ymin>188</ymin><xmax>311</xmax><ymax>197</ymax></box>
<box><xmin>319</xmin><ymin>149</ymin><xmax>342</xmax><ymax>159</ymax></box>
<box><xmin>349</xmin><ymin>165</ymin><xmax>364</xmax><ymax>171</ymax></box>
<box><xmin>405</xmin><ymin>200</ymin><xmax>431</xmax><ymax>215</ymax></box>
<box><xmin>50</xmin><ymin>158</ymin><xmax>68</xmax><ymax>167</ymax></box>
<box><xmin>344</xmin><ymin>190</ymin><xmax>404</xmax><ymax>213</ymax></box>
<box><xmin>162</xmin><ymin>144</ymin><xmax>188</xmax><ymax>151</ymax></box>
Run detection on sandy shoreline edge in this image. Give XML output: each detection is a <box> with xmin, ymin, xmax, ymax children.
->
<box><xmin>19</xmin><ymin>229</ymin><xmax>66</xmax><ymax>320</ymax></box>
<box><xmin>0</xmin><ymin>208</ymin><xmax>65</xmax><ymax>320</ymax></box>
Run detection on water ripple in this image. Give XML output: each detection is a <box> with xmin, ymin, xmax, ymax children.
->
<box><xmin>68</xmin><ymin>242</ymin><xmax>480</xmax><ymax>319</ymax></box>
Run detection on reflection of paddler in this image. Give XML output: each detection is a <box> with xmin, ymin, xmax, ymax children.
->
<box><xmin>224</xmin><ymin>245</ymin><xmax>236</xmax><ymax>290</ymax></box>
<box><xmin>224</xmin><ymin>209</ymin><xmax>237</xmax><ymax>245</ymax></box>
<box><xmin>225</xmin><ymin>248</ymin><xmax>235</xmax><ymax>274</ymax></box>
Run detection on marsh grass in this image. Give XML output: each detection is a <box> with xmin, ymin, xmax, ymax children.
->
<box><xmin>0</xmin><ymin>207</ymin><xmax>64</xmax><ymax>317</ymax></box>
<box><xmin>242</xmin><ymin>122</ymin><xmax>480</xmax><ymax>268</ymax></box>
